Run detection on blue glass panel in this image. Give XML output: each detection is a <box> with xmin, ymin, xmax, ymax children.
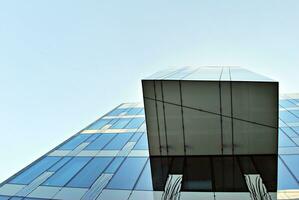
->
<box><xmin>279</xmin><ymin>130</ymin><xmax>296</xmax><ymax>147</ymax></box>
<box><xmin>280</xmin><ymin>155</ymin><xmax>299</xmax><ymax>182</ymax></box>
<box><xmin>10</xmin><ymin>156</ymin><xmax>60</xmax><ymax>184</ymax></box>
<box><xmin>280</xmin><ymin>100</ymin><xmax>296</xmax><ymax>108</ymax></box>
<box><xmin>107</xmin><ymin>108</ymin><xmax>128</xmax><ymax>116</ymax></box>
<box><xmin>280</xmin><ymin>111</ymin><xmax>299</xmax><ymax>123</ymax></box>
<box><xmin>87</xmin><ymin>119</ymin><xmax>111</xmax><ymax>130</ymax></box>
<box><xmin>125</xmin><ymin>118</ymin><xmax>144</xmax><ymax>129</ymax></box>
<box><xmin>134</xmin><ymin>134</ymin><xmax>149</xmax><ymax>150</ymax></box>
<box><xmin>0</xmin><ymin>196</ymin><xmax>10</xmax><ymax>200</ymax></box>
<box><xmin>130</xmin><ymin>132</ymin><xmax>143</xmax><ymax>142</ymax></box>
<box><xmin>290</xmin><ymin>110</ymin><xmax>299</xmax><ymax>118</ymax></box>
<box><xmin>9</xmin><ymin>198</ymin><xmax>23</xmax><ymax>200</ymax></box>
<box><xmin>278</xmin><ymin>157</ymin><xmax>299</xmax><ymax>189</ymax></box>
<box><xmin>48</xmin><ymin>157</ymin><xmax>72</xmax><ymax>172</ymax></box>
<box><xmin>126</xmin><ymin>108</ymin><xmax>143</xmax><ymax>115</ymax></box>
<box><xmin>290</xmin><ymin>126</ymin><xmax>299</xmax><ymax>136</ymax></box>
<box><xmin>67</xmin><ymin>157</ymin><xmax>113</xmax><ymax>188</ymax></box>
<box><xmin>104</xmin><ymin>133</ymin><xmax>133</xmax><ymax>150</ymax></box>
<box><xmin>135</xmin><ymin>160</ymin><xmax>153</xmax><ymax>190</ymax></box>
<box><xmin>107</xmin><ymin>157</ymin><xmax>148</xmax><ymax>190</ymax></box>
<box><xmin>280</xmin><ymin>127</ymin><xmax>299</xmax><ymax>138</ymax></box>
<box><xmin>111</xmin><ymin>118</ymin><xmax>132</xmax><ymax>129</ymax></box>
<box><xmin>85</xmin><ymin>134</ymin><xmax>115</xmax><ymax>150</ymax></box>
<box><xmin>138</xmin><ymin>109</ymin><xmax>145</xmax><ymax>115</ymax></box>
<box><xmin>43</xmin><ymin>157</ymin><xmax>91</xmax><ymax>187</ymax></box>
<box><xmin>58</xmin><ymin>134</ymin><xmax>91</xmax><ymax>150</ymax></box>
<box><xmin>105</xmin><ymin>157</ymin><xmax>125</xmax><ymax>173</ymax></box>
<box><xmin>85</xmin><ymin>134</ymin><xmax>100</xmax><ymax>142</ymax></box>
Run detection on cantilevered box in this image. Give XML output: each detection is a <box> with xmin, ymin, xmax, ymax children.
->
<box><xmin>142</xmin><ymin>67</ymin><xmax>278</xmax><ymax>156</ymax></box>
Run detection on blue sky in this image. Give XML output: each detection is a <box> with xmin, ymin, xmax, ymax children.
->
<box><xmin>0</xmin><ymin>0</ymin><xmax>299</xmax><ymax>182</ymax></box>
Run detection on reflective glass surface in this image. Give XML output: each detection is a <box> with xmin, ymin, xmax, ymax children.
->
<box><xmin>58</xmin><ymin>134</ymin><xmax>91</xmax><ymax>150</ymax></box>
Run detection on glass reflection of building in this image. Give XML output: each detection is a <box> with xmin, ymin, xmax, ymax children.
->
<box><xmin>0</xmin><ymin>67</ymin><xmax>298</xmax><ymax>200</ymax></box>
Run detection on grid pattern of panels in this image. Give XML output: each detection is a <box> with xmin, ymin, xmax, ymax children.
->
<box><xmin>0</xmin><ymin>97</ymin><xmax>299</xmax><ymax>199</ymax></box>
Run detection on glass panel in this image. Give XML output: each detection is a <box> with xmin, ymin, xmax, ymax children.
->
<box><xmin>104</xmin><ymin>133</ymin><xmax>133</xmax><ymax>150</ymax></box>
<box><xmin>87</xmin><ymin>119</ymin><xmax>111</xmax><ymax>130</ymax></box>
<box><xmin>290</xmin><ymin>110</ymin><xmax>299</xmax><ymax>118</ymax></box>
<box><xmin>280</xmin><ymin>127</ymin><xmax>299</xmax><ymax>138</ymax></box>
<box><xmin>280</xmin><ymin>111</ymin><xmax>299</xmax><ymax>123</ymax></box>
<box><xmin>85</xmin><ymin>134</ymin><xmax>100</xmax><ymax>142</ymax></box>
<box><xmin>105</xmin><ymin>157</ymin><xmax>125</xmax><ymax>173</ymax></box>
<box><xmin>0</xmin><ymin>196</ymin><xmax>10</xmax><ymax>200</ymax></box>
<box><xmin>48</xmin><ymin>157</ymin><xmax>72</xmax><ymax>172</ymax></box>
<box><xmin>42</xmin><ymin>157</ymin><xmax>91</xmax><ymax>187</ymax></box>
<box><xmin>107</xmin><ymin>108</ymin><xmax>128</xmax><ymax>116</ymax></box>
<box><xmin>138</xmin><ymin>109</ymin><xmax>145</xmax><ymax>115</ymax></box>
<box><xmin>280</xmin><ymin>99</ymin><xmax>296</xmax><ymax>108</ymax></box>
<box><xmin>126</xmin><ymin>108</ymin><xmax>143</xmax><ymax>115</ymax></box>
<box><xmin>280</xmin><ymin>155</ymin><xmax>299</xmax><ymax>181</ymax></box>
<box><xmin>85</xmin><ymin>134</ymin><xmax>115</xmax><ymax>150</ymax></box>
<box><xmin>67</xmin><ymin>157</ymin><xmax>113</xmax><ymax>188</ymax></box>
<box><xmin>130</xmin><ymin>132</ymin><xmax>143</xmax><ymax>142</ymax></box>
<box><xmin>110</xmin><ymin>118</ymin><xmax>132</xmax><ymax>129</ymax></box>
<box><xmin>289</xmin><ymin>126</ymin><xmax>299</xmax><ymax>136</ymax></box>
<box><xmin>125</xmin><ymin>118</ymin><xmax>144</xmax><ymax>129</ymax></box>
<box><xmin>279</xmin><ymin>129</ymin><xmax>296</xmax><ymax>147</ymax></box>
<box><xmin>133</xmin><ymin>134</ymin><xmax>149</xmax><ymax>150</ymax></box>
<box><xmin>9</xmin><ymin>198</ymin><xmax>22</xmax><ymax>200</ymax></box>
<box><xmin>106</xmin><ymin>157</ymin><xmax>148</xmax><ymax>190</ymax></box>
<box><xmin>58</xmin><ymin>134</ymin><xmax>91</xmax><ymax>150</ymax></box>
<box><xmin>10</xmin><ymin>156</ymin><xmax>60</xmax><ymax>184</ymax></box>
<box><xmin>135</xmin><ymin>160</ymin><xmax>153</xmax><ymax>190</ymax></box>
<box><xmin>278</xmin><ymin>157</ymin><xmax>299</xmax><ymax>189</ymax></box>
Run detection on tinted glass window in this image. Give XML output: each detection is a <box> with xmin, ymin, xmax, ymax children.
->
<box><xmin>106</xmin><ymin>157</ymin><xmax>148</xmax><ymax>190</ymax></box>
<box><xmin>135</xmin><ymin>160</ymin><xmax>153</xmax><ymax>190</ymax></box>
<box><xmin>48</xmin><ymin>157</ymin><xmax>72</xmax><ymax>172</ymax></box>
<box><xmin>290</xmin><ymin>126</ymin><xmax>299</xmax><ymax>136</ymax></box>
<box><xmin>67</xmin><ymin>157</ymin><xmax>113</xmax><ymax>188</ymax></box>
<box><xmin>85</xmin><ymin>134</ymin><xmax>115</xmax><ymax>150</ymax></box>
<box><xmin>280</xmin><ymin>127</ymin><xmax>299</xmax><ymax>138</ymax></box>
<box><xmin>87</xmin><ymin>119</ymin><xmax>111</xmax><ymax>130</ymax></box>
<box><xmin>280</xmin><ymin>100</ymin><xmax>296</xmax><ymax>108</ymax></box>
<box><xmin>279</xmin><ymin>130</ymin><xmax>296</xmax><ymax>147</ymax></box>
<box><xmin>134</xmin><ymin>134</ymin><xmax>149</xmax><ymax>150</ymax></box>
<box><xmin>111</xmin><ymin>118</ymin><xmax>132</xmax><ymax>129</ymax></box>
<box><xmin>290</xmin><ymin>110</ymin><xmax>299</xmax><ymax>118</ymax></box>
<box><xmin>278</xmin><ymin>157</ymin><xmax>299</xmax><ymax>189</ymax></box>
<box><xmin>104</xmin><ymin>133</ymin><xmax>133</xmax><ymax>150</ymax></box>
<box><xmin>280</xmin><ymin>111</ymin><xmax>299</xmax><ymax>123</ymax></box>
<box><xmin>43</xmin><ymin>157</ymin><xmax>91</xmax><ymax>187</ymax></box>
<box><xmin>126</xmin><ymin>108</ymin><xmax>143</xmax><ymax>115</ymax></box>
<box><xmin>125</xmin><ymin>118</ymin><xmax>144</xmax><ymax>129</ymax></box>
<box><xmin>280</xmin><ymin>155</ymin><xmax>299</xmax><ymax>181</ymax></box>
<box><xmin>10</xmin><ymin>156</ymin><xmax>60</xmax><ymax>184</ymax></box>
<box><xmin>105</xmin><ymin>157</ymin><xmax>125</xmax><ymax>173</ymax></box>
<box><xmin>59</xmin><ymin>134</ymin><xmax>91</xmax><ymax>150</ymax></box>
<box><xmin>85</xmin><ymin>134</ymin><xmax>100</xmax><ymax>142</ymax></box>
<box><xmin>107</xmin><ymin>108</ymin><xmax>128</xmax><ymax>116</ymax></box>
<box><xmin>130</xmin><ymin>132</ymin><xmax>143</xmax><ymax>142</ymax></box>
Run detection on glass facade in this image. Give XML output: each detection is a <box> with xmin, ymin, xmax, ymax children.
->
<box><xmin>0</xmin><ymin>95</ymin><xmax>299</xmax><ymax>199</ymax></box>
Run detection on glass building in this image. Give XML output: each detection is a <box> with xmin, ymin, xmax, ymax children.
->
<box><xmin>0</xmin><ymin>67</ymin><xmax>298</xmax><ymax>200</ymax></box>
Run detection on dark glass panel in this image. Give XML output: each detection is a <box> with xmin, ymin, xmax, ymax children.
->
<box><xmin>149</xmin><ymin>157</ymin><xmax>171</xmax><ymax>191</ymax></box>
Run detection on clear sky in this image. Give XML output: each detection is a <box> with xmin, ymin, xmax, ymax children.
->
<box><xmin>0</xmin><ymin>0</ymin><xmax>299</xmax><ymax>182</ymax></box>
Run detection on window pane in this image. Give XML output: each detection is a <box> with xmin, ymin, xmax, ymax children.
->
<box><xmin>280</xmin><ymin>127</ymin><xmax>299</xmax><ymax>138</ymax></box>
<box><xmin>126</xmin><ymin>108</ymin><xmax>143</xmax><ymax>115</ymax></box>
<box><xmin>278</xmin><ymin>157</ymin><xmax>299</xmax><ymax>189</ymax></box>
<box><xmin>279</xmin><ymin>130</ymin><xmax>296</xmax><ymax>147</ymax></box>
<box><xmin>87</xmin><ymin>119</ymin><xmax>111</xmax><ymax>130</ymax></box>
<box><xmin>111</xmin><ymin>118</ymin><xmax>132</xmax><ymax>129</ymax></box>
<box><xmin>280</xmin><ymin>100</ymin><xmax>296</xmax><ymax>108</ymax></box>
<box><xmin>10</xmin><ymin>156</ymin><xmax>60</xmax><ymax>184</ymax></box>
<box><xmin>67</xmin><ymin>157</ymin><xmax>113</xmax><ymax>188</ymax></box>
<box><xmin>107</xmin><ymin>108</ymin><xmax>128</xmax><ymax>116</ymax></box>
<box><xmin>85</xmin><ymin>134</ymin><xmax>115</xmax><ymax>150</ymax></box>
<box><xmin>125</xmin><ymin>118</ymin><xmax>144</xmax><ymax>129</ymax></box>
<box><xmin>130</xmin><ymin>132</ymin><xmax>143</xmax><ymax>142</ymax></box>
<box><xmin>280</xmin><ymin>155</ymin><xmax>299</xmax><ymax>181</ymax></box>
<box><xmin>134</xmin><ymin>134</ymin><xmax>149</xmax><ymax>150</ymax></box>
<box><xmin>105</xmin><ymin>157</ymin><xmax>125</xmax><ymax>173</ymax></box>
<box><xmin>280</xmin><ymin>111</ymin><xmax>299</xmax><ymax>123</ymax></box>
<box><xmin>48</xmin><ymin>157</ymin><xmax>72</xmax><ymax>172</ymax></box>
<box><xmin>58</xmin><ymin>134</ymin><xmax>91</xmax><ymax>150</ymax></box>
<box><xmin>135</xmin><ymin>160</ymin><xmax>153</xmax><ymax>190</ymax></box>
<box><xmin>107</xmin><ymin>157</ymin><xmax>148</xmax><ymax>190</ymax></box>
<box><xmin>42</xmin><ymin>157</ymin><xmax>91</xmax><ymax>187</ymax></box>
<box><xmin>85</xmin><ymin>134</ymin><xmax>100</xmax><ymax>142</ymax></box>
<box><xmin>104</xmin><ymin>133</ymin><xmax>133</xmax><ymax>150</ymax></box>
